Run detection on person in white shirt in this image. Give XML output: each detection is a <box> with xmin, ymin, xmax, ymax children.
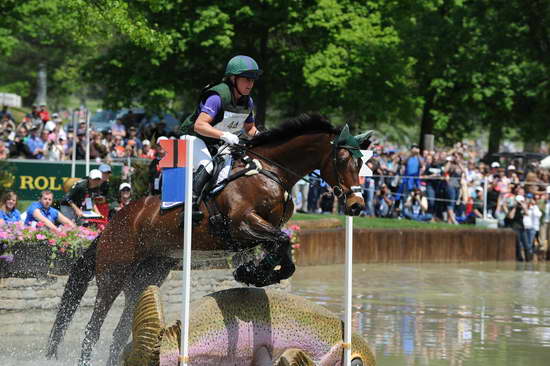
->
<box><xmin>524</xmin><ymin>193</ymin><xmax>542</xmax><ymax>257</ymax></box>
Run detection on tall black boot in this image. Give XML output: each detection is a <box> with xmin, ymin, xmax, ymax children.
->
<box><xmin>190</xmin><ymin>166</ymin><xmax>211</xmax><ymax>225</ymax></box>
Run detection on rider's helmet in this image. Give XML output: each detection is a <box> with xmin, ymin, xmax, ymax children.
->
<box><xmin>225</xmin><ymin>55</ymin><xmax>263</xmax><ymax>79</ymax></box>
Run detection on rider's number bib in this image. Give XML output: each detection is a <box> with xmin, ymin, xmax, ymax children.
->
<box><xmin>216</xmin><ymin>111</ymin><xmax>250</xmax><ymax>135</ymax></box>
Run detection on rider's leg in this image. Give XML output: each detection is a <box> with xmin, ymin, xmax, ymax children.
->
<box><xmin>191</xmin><ymin>165</ymin><xmax>211</xmax><ymax>223</ymax></box>
<box><xmin>180</xmin><ymin>136</ymin><xmax>212</xmax><ymax>225</ymax></box>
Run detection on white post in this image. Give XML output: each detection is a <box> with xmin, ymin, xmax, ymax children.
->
<box><xmin>70</xmin><ymin>110</ymin><xmax>77</xmax><ymax>178</ymax></box>
<box><xmin>180</xmin><ymin>136</ymin><xmax>195</xmax><ymax>366</ymax></box>
<box><xmin>344</xmin><ymin>215</ymin><xmax>353</xmax><ymax>366</ymax></box>
<box><xmin>85</xmin><ymin>110</ymin><xmax>91</xmax><ymax>175</ymax></box>
<box><xmin>483</xmin><ymin>176</ymin><xmax>488</xmax><ymax>219</ymax></box>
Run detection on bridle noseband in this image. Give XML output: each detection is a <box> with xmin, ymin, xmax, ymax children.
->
<box><xmin>330</xmin><ymin>141</ymin><xmax>363</xmax><ymax>200</ymax></box>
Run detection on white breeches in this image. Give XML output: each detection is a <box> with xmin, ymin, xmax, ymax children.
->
<box><xmin>182</xmin><ymin>136</ymin><xmax>232</xmax><ymax>183</ymax></box>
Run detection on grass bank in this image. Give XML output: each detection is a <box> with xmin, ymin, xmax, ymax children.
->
<box><xmin>290</xmin><ymin>213</ymin><xmax>476</xmax><ymax>230</ymax></box>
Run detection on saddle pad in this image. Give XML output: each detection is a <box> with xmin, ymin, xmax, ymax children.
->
<box><xmin>161</xmin><ymin>167</ymin><xmax>187</xmax><ymax>210</ymax></box>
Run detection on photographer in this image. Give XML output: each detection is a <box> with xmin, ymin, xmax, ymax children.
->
<box><xmin>374</xmin><ymin>183</ymin><xmax>395</xmax><ymax>218</ymax></box>
<box><xmin>403</xmin><ymin>187</ymin><xmax>432</xmax><ymax>222</ymax></box>
<box><xmin>505</xmin><ymin>190</ymin><xmax>532</xmax><ymax>261</ymax></box>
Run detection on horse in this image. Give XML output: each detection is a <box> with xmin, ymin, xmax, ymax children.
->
<box><xmin>46</xmin><ymin>113</ymin><xmax>372</xmax><ymax>366</ymax></box>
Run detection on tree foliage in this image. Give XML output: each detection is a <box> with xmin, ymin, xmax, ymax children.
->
<box><xmin>1</xmin><ymin>0</ymin><xmax>548</xmax><ymax>149</ymax></box>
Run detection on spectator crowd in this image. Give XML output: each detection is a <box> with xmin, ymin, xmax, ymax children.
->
<box><xmin>1</xmin><ymin>105</ymin><xmax>549</xmax><ymax>262</ymax></box>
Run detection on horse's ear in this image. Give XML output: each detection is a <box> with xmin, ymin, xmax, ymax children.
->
<box><xmin>355</xmin><ymin>130</ymin><xmax>375</xmax><ymax>150</ymax></box>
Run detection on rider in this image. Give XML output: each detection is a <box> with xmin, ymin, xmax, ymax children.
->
<box><xmin>179</xmin><ymin>55</ymin><xmax>262</xmax><ymax>223</ymax></box>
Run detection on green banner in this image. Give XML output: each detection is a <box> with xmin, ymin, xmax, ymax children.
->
<box><xmin>2</xmin><ymin>159</ymin><xmax>123</xmax><ymax>200</ymax></box>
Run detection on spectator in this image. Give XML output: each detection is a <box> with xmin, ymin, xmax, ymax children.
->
<box><xmin>0</xmin><ymin>191</ymin><xmax>22</xmax><ymax>225</ymax></box>
<box><xmin>59</xmin><ymin>169</ymin><xmax>104</xmax><ymax>224</ymax></box>
<box><xmin>540</xmin><ymin>186</ymin><xmax>550</xmax><ymax>260</ymax></box>
<box><xmin>139</xmin><ymin>139</ymin><xmax>155</xmax><ymax>159</ymax></box>
<box><xmin>74</xmin><ymin>130</ymin><xmax>87</xmax><ymax>160</ymax></box>
<box><xmin>0</xmin><ymin>140</ymin><xmax>8</xmax><ymax>160</ymax></box>
<box><xmin>8</xmin><ymin>126</ymin><xmax>33</xmax><ymax>159</ymax></box>
<box><xmin>44</xmin><ymin>134</ymin><xmax>65</xmax><ymax>161</ymax></box>
<box><xmin>292</xmin><ymin>177</ymin><xmax>309</xmax><ymax>213</ymax></box>
<box><xmin>0</xmin><ymin>113</ymin><xmax>16</xmax><ymax>132</ymax></box>
<box><xmin>113</xmin><ymin>182</ymin><xmax>132</xmax><ymax>213</ymax></box>
<box><xmin>525</xmin><ymin>193</ymin><xmax>542</xmax><ymax>256</ymax></box>
<box><xmin>318</xmin><ymin>187</ymin><xmax>335</xmax><ymax>214</ymax></box>
<box><xmin>373</xmin><ymin>183</ymin><xmax>395</xmax><ymax>218</ymax></box>
<box><xmin>505</xmin><ymin>192</ymin><xmax>531</xmax><ymax>261</ymax></box>
<box><xmin>38</xmin><ymin>104</ymin><xmax>50</xmax><ymax>123</ymax></box>
<box><xmin>126</xmin><ymin>126</ymin><xmax>142</xmax><ymax>150</ymax></box>
<box><xmin>25</xmin><ymin>127</ymin><xmax>46</xmax><ymax>159</ymax></box>
<box><xmin>148</xmin><ymin>137</ymin><xmax>167</xmax><ymax>195</ymax></box>
<box><xmin>0</xmin><ymin>105</ymin><xmax>13</xmax><ymax>121</ymax></box>
<box><xmin>24</xmin><ymin>190</ymin><xmax>75</xmax><ymax>232</ymax></box>
<box><xmin>90</xmin><ymin>132</ymin><xmax>108</xmax><ymax>160</ymax></box>
<box><xmin>112</xmin><ymin>118</ymin><xmax>126</xmax><ymax>138</ymax></box>
<box><xmin>403</xmin><ymin>187</ymin><xmax>432</xmax><ymax>222</ymax></box>
<box><xmin>401</xmin><ymin>144</ymin><xmax>424</xmax><ymax>200</ymax></box>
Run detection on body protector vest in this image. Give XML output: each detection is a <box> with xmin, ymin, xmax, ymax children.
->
<box><xmin>180</xmin><ymin>82</ymin><xmax>252</xmax><ymax>146</ymax></box>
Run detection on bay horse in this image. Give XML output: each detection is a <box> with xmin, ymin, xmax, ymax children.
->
<box><xmin>46</xmin><ymin>114</ymin><xmax>371</xmax><ymax>366</ymax></box>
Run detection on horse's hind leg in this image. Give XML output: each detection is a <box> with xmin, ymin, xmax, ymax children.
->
<box><xmin>79</xmin><ymin>265</ymin><xmax>130</xmax><ymax>366</ymax></box>
<box><xmin>106</xmin><ymin>257</ymin><xmax>177</xmax><ymax>366</ymax></box>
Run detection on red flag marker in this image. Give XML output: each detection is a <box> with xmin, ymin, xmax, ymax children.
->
<box><xmin>159</xmin><ymin>139</ymin><xmax>187</xmax><ymax>168</ymax></box>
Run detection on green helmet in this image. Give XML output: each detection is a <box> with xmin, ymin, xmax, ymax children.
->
<box><xmin>225</xmin><ymin>55</ymin><xmax>263</xmax><ymax>79</ymax></box>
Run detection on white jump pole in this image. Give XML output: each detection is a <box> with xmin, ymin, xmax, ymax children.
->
<box><xmin>344</xmin><ymin>215</ymin><xmax>353</xmax><ymax>365</ymax></box>
<box><xmin>85</xmin><ymin>109</ymin><xmax>91</xmax><ymax>175</ymax></box>
<box><xmin>70</xmin><ymin>110</ymin><xmax>77</xmax><ymax>178</ymax></box>
<box><xmin>180</xmin><ymin>136</ymin><xmax>195</xmax><ymax>366</ymax></box>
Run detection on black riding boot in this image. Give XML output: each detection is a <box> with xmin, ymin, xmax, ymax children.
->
<box><xmin>190</xmin><ymin>166</ymin><xmax>211</xmax><ymax>225</ymax></box>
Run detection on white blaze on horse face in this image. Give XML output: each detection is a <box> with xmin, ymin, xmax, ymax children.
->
<box><xmin>359</xmin><ymin>150</ymin><xmax>373</xmax><ymax>177</ymax></box>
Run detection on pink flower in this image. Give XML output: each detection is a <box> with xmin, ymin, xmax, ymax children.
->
<box><xmin>37</xmin><ymin>222</ymin><xmax>45</xmax><ymax>227</ymax></box>
<box><xmin>59</xmin><ymin>247</ymin><xmax>66</xmax><ymax>253</ymax></box>
<box><xmin>289</xmin><ymin>225</ymin><xmax>301</xmax><ymax>231</ymax></box>
<box><xmin>36</xmin><ymin>234</ymin><xmax>46</xmax><ymax>240</ymax></box>
<box><xmin>292</xmin><ymin>243</ymin><xmax>301</xmax><ymax>249</ymax></box>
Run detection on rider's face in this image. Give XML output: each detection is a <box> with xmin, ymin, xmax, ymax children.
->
<box><xmin>235</xmin><ymin>77</ymin><xmax>255</xmax><ymax>95</ymax></box>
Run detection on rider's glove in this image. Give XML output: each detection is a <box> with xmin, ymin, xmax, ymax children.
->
<box><xmin>220</xmin><ymin>132</ymin><xmax>240</xmax><ymax>145</ymax></box>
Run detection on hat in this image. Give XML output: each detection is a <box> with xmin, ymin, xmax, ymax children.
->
<box><xmin>142</xmin><ymin>139</ymin><xmax>151</xmax><ymax>146</ymax></box>
<box><xmin>44</xmin><ymin>121</ymin><xmax>56</xmax><ymax>132</ymax></box>
<box><xmin>157</xmin><ymin>136</ymin><xmax>168</xmax><ymax>142</ymax></box>
<box><xmin>491</xmin><ymin>162</ymin><xmax>500</xmax><ymax>168</ymax></box>
<box><xmin>507</xmin><ymin>165</ymin><xmax>516</xmax><ymax>170</ymax></box>
<box><xmin>475</xmin><ymin>186</ymin><xmax>483</xmax><ymax>191</ymax></box>
<box><xmin>89</xmin><ymin>169</ymin><xmax>102</xmax><ymax>180</ymax></box>
<box><xmin>119</xmin><ymin>182</ymin><xmax>131</xmax><ymax>191</ymax></box>
<box><xmin>52</xmin><ymin>113</ymin><xmax>59</xmax><ymax>118</ymax></box>
<box><xmin>98</xmin><ymin>164</ymin><xmax>111</xmax><ymax>173</ymax></box>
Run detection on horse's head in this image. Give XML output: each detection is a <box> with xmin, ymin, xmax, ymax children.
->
<box><xmin>321</xmin><ymin>125</ymin><xmax>375</xmax><ymax>216</ymax></box>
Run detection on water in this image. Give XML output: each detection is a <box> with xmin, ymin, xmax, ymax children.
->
<box><xmin>2</xmin><ymin>262</ymin><xmax>550</xmax><ymax>365</ymax></box>
<box><xmin>291</xmin><ymin>262</ymin><xmax>550</xmax><ymax>366</ymax></box>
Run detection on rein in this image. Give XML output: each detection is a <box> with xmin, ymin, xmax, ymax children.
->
<box><xmin>236</xmin><ymin>138</ymin><xmax>362</xmax><ymax>198</ymax></box>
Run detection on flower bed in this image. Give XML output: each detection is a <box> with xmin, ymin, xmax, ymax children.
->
<box><xmin>0</xmin><ymin>222</ymin><xmax>100</xmax><ymax>277</ymax></box>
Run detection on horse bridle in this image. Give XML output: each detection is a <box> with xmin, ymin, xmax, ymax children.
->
<box><xmin>330</xmin><ymin>142</ymin><xmax>363</xmax><ymax>200</ymax></box>
<box><xmin>238</xmin><ymin>137</ymin><xmax>362</xmax><ymax>200</ymax></box>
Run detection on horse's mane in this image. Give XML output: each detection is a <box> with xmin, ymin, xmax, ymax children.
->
<box><xmin>249</xmin><ymin>113</ymin><xmax>338</xmax><ymax>147</ymax></box>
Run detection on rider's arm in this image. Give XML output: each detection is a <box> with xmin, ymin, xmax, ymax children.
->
<box><xmin>194</xmin><ymin>112</ymin><xmax>224</xmax><ymax>139</ymax></box>
<box><xmin>32</xmin><ymin>208</ymin><xmax>58</xmax><ymax>231</ymax></box>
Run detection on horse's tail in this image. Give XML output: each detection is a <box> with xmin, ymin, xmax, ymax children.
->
<box><xmin>46</xmin><ymin>237</ymin><xmax>98</xmax><ymax>359</ymax></box>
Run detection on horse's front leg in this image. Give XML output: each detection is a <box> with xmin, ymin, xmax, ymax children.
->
<box><xmin>233</xmin><ymin>212</ymin><xmax>293</xmax><ymax>287</ymax></box>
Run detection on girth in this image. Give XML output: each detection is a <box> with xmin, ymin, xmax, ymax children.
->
<box><xmin>203</xmin><ymin>155</ymin><xmax>293</xmax><ymax>248</ymax></box>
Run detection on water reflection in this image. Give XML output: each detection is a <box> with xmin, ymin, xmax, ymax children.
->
<box><xmin>291</xmin><ymin>262</ymin><xmax>550</xmax><ymax>366</ymax></box>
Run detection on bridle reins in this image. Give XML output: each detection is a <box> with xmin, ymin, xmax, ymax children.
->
<box><xmin>236</xmin><ymin>137</ymin><xmax>361</xmax><ymax>200</ymax></box>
